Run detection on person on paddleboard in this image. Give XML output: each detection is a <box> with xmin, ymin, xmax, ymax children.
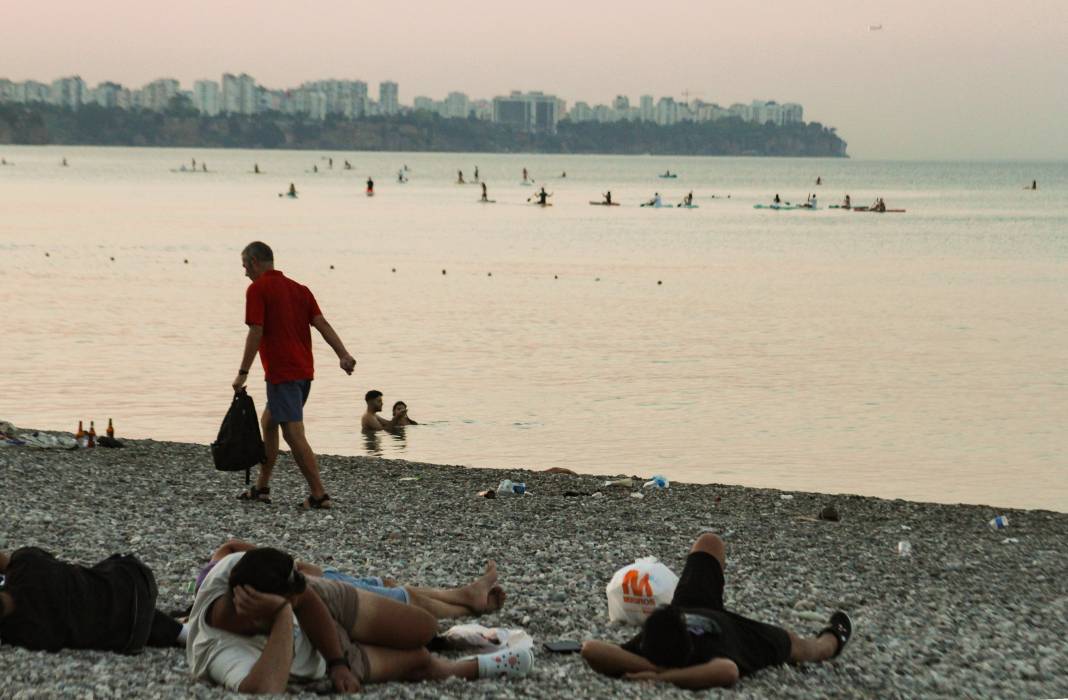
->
<box><xmin>603</xmin><ymin>191</ymin><xmax>613</xmax><ymax>205</ymax></box>
<box><xmin>683</xmin><ymin>191</ymin><xmax>694</xmax><ymax>207</ymax></box>
<box><xmin>288</xmin><ymin>183</ymin><xmax>297</xmax><ymax>198</ymax></box>
<box><xmin>645</xmin><ymin>192</ymin><xmax>662</xmax><ymax>207</ymax></box>
<box><xmin>843</xmin><ymin>194</ymin><xmax>851</xmax><ymax>208</ymax></box>
<box><xmin>773</xmin><ymin>194</ymin><xmax>781</xmax><ymax>204</ymax></box>
<box><xmin>457</xmin><ymin>170</ymin><xmax>465</xmax><ymax>184</ymax></box>
<box><xmin>535</xmin><ymin>187</ymin><xmax>550</xmax><ymax>205</ymax></box>
<box><xmin>522</xmin><ymin>167</ymin><xmax>529</xmax><ymax>182</ymax></box>
<box><xmin>474</xmin><ymin>166</ymin><xmax>479</xmax><ymax>182</ymax></box>
<box><xmin>481</xmin><ymin>182</ymin><xmax>489</xmax><ymax>202</ymax></box>
<box><xmin>366</xmin><ymin>177</ymin><xmax>374</xmax><ymax>194</ymax></box>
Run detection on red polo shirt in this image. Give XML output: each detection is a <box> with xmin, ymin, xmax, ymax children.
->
<box><xmin>245</xmin><ymin>270</ymin><xmax>322</xmax><ymax>384</ymax></box>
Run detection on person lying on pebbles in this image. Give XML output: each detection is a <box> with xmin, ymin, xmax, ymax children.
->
<box><xmin>187</xmin><ymin>547</ymin><xmax>533</xmax><ymax>694</ymax></box>
<box><xmin>184</xmin><ymin>538</ymin><xmax>505</xmax><ymax>621</ymax></box>
<box><xmin>0</xmin><ymin>547</ymin><xmax>186</xmax><ymax>653</ymax></box>
<box><xmin>581</xmin><ymin>532</ymin><xmax>853</xmax><ymax>689</ymax></box>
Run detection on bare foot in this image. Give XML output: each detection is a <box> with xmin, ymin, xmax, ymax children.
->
<box><xmin>464</xmin><ymin>561</ymin><xmax>501</xmax><ymax>613</ymax></box>
<box><xmin>486</xmin><ymin>585</ymin><xmax>506</xmax><ymax>612</ymax></box>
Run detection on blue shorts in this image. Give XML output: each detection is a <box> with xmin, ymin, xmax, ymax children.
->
<box><xmin>265</xmin><ymin>379</ymin><xmax>311</xmax><ymax>424</ymax></box>
<box><xmin>322</xmin><ymin>569</ymin><xmax>410</xmax><ymax>604</ymax></box>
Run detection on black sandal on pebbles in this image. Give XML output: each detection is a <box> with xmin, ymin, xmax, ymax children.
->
<box><xmin>819</xmin><ymin>611</ymin><xmax>853</xmax><ymax>658</ymax></box>
<box><xmin>302</xmin><ymin>493</ymin><xmax>334</xmax><ymax>510</ymax></box>
<box><xmin>237</xmin><ymin>486</ymin><xmax>271</xmax><ymax>504</ymax></box>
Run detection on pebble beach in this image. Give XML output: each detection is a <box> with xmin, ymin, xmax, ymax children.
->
<box><xmin>0</xmin><ymin>433</ymin><xmax>1065</xmax><ymax>699</ymax></box>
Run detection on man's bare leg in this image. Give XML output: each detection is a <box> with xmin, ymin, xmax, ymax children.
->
<box><xmin>256</xmin><ymin>407</ymin><xmax>279</xmax><ymax>491</ymax></box>
<box><xmin>403</xmin><ymin>561</ymin><xmax>505</xmax><ymax>616</ymax></box>
<box><xmin>362</xmin><ymin>646</ymin><xmax>478</xmax><ymax>682</ymax></box>
<box><xmin>279</xmin><ymin>420</ymin><xmax>327</xmax><ymax>499</ymax></box>
<box><xmin>788</xmin><ymin>630</ymin><xmax>838</xmax><ymax>663</ymax></box>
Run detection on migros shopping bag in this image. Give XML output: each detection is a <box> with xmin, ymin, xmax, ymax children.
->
<box><xmin>605</xmin><ymin>556</ymin><xmax>679</xmax><ymax>624</ymax></box>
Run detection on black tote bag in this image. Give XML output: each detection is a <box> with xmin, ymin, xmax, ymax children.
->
<box><xmin>210</xmin><ymin>389</ymin><xmax>266</xmax><ymax>484</ymax></box>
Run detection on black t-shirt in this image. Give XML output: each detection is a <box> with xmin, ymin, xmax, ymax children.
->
<box><xmin>621</xmin><ymin>607</ymin><xmax>791</xmax><ymax>677</ymax></box>
<box><xmin>0</xmin><ymin>547</ymin><xmax>150</xmax><ymax>652</ymax></box>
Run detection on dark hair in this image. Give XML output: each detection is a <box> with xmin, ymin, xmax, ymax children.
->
<box><xmin>639</xmin><ymin>606</ymin><xmax>693</xmax><ymax>668</ymax></box>
<box><xmin>228</xmin><ymin>548</ymin><xmax>306</xmax><ymax>597</ymax></box>
<box><xmin>365</xmin><ymin>390</ymin><xmax>383</xmax><ymax>403</ymax></box>
<box><xmin>392</xmin><ymin>401</ymin><xmax>407</xmax><ymax>412</ymax></box>
<box><xmin>242</xmin><ymin>241</ymin><xmax>274</xmax><ymax>263</ymax></box>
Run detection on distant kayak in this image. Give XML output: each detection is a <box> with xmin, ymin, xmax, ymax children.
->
<box><xmin>677</xmin><ymin>203</ymin><xmax>699</xmax><ymax>209</ymax></box>
<box><xmin>658</xmin><ymin>174</ymin><xmax>678</xmax><ymax>179</ymax></box>
<box><xmin>278</xmin><ymin>192</ymin><xmax>298</xmax><ymax>199</ymax></box>
<box><xmin>532</xmin><ymin>202</ymin><xmax>553</xmax><ymax>207</ymax></box>
<box><xmin>828</xmin><ymin>205</ymin><xmax>851</xmax><ymax>209</ymax></box>
<box><xmin>753</xmin><ymin>203</ymin><xmax>807</xmax><ymax>210</ymax></box>
<box><xmin>589</xmin><ymin>201</ymin><xmax>621</xmax><ymax>206</ymax></box>
<box><xmin>478</xmin><ymin>199</ymin><xmax>497</xmax><ymax>204</ymax></box>
<box><xmin>640</xmin><ymin>202</ymin><xmax>672</xmax><ymax>208</ymax></box>
<box><xmin>855</xmin><ymin>208</ymin><xmax>906</xmax><ymax>213</ymax></box>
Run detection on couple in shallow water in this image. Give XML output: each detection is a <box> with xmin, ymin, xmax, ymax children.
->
<box><xmin>361</xmin><ymin>389</ymin><xmax>417</xmax><ymax>432</ymax></box>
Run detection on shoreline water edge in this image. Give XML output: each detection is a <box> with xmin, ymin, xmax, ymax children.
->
<box><xmin>1</xmin><ymin>432</ymin><xmax>1065</xmax><ymax>698</ymax></box>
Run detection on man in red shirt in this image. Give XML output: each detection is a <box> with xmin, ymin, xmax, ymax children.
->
<box><xmin>231</xmin><ymin>241</ymin><xmax>356</xmax><ymax>509</ymax></box>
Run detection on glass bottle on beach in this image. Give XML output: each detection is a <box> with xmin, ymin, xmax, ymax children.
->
<box><xmin>88</xmin><ymin>421</ymin><xmax>96</xmax><ymax>448</ymax></box>
<box><xmin>106</xmin><ymin>418</ymin><xmax>114</xmax><ymax>438</ymax></box>
<box><xmin>76</xmin><ymin>420</ymin><xmax>85</xmax><ymax>447</ymax></box>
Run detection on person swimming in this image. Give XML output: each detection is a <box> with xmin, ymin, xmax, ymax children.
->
<box><xmin>392</xmin><ymin>401</ymin><xmax>418</xmax><ymax>426</ymax></box>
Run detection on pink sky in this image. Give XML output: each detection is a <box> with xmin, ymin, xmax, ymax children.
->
<box><xmin>4</xmin><ymin>0</ymin><xmax>1067</xmax><ymax>159</ymax></box>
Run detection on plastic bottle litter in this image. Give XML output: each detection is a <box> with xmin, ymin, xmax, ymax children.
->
<box><xmin>1001</xmin><ymin>537</ymin><xmax>1019</xmax><ymax>545</ymax></box>
<box><xmin>643</xmin><ymin>475</ymin><xmax>669</xmax><ymax>489</ymax></box>
<box><xmin>897</xmin><ymin>540</ymin><xmax>912</xmax><ymax>557</ymax></box>
<box><xmin>496</xmin><ymin>480</ymin><xmax>526</xmax><ymax>497</ymax></box>
<box><xmin>988</xmin><ymin>515</ymin><xmax>1009</xmax><ymax>530</ymax></box>
<box><xmin>604</xmin><ymin>478</ymin><xmax>636</xmax><ymax>488</ymax></box>
<box><xmin>780</xmin><ymin>494</ymin><xmax>794</xmax><ymax>500</ymax></box>
<box><xmin>630</xmin><ymin>492</ymin><xmax>645</xmax><ymax>499</ymax></box>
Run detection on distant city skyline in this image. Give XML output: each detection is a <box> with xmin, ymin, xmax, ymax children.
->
<box><xmin>3</xmin><ymin>0</ymin><xmax>1066</xmax><ymax>159</ymax></box>
<box><xmin>0</xmin><ymin>74</ymin><xmax>808</xmax><ymax>135</ymax></box>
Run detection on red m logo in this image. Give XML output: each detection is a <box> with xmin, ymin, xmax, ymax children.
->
<box><xmin>621</xmin><ymin>569</ymin><xmax>652</xmax><ymax>597</ymax></box>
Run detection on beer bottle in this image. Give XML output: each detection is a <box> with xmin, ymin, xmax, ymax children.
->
<box><xmin>88</xmin><ymin>421</ymin><xmax>97</xmax><ymax>448</ymax></box>
<box><xmin>107</xmin><ymin>418</ymin><xmax>115</xmax><ymax>438</ymax></box>
<box><xmin>75</xmin><ymin>420</ymin><xmax>85</xmax><ymax>448</ymax></box>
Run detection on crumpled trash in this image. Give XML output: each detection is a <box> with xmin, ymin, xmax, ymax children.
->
<box><xmin>439</xmin><ymin>624</ymin><xmax>533</xmax><ymax>653</ymax></box>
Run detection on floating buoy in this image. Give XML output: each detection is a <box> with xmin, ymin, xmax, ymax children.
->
<box><xmin>391</xmin><ymin>267</ymin><xmax>396</xmax><ymax>272</ymax></box>
<box><xmin>110</xmin><ymin>256</ymin><xmax>115</xmax><ymax>262</ymax></box>
<box><xmin>183</xmin><ymin>259</ymin><xmax>189</xmax><ymax>264</ymax></box>
<box><xmin>657</xmin><ymin>280</ymin><xmax>662</xmax><ymax>285</ymax></box>
<box><xmin>329</xmin><ymin>264</ymin><xmax>334</xmax><ymax>270</ymax></box>
<box><xmin>442</xmin><ymin>269</ymin><xmax>447</xmax><ymax>275</ymax></box>
<box><xmin>45</xmin><ymin>252</ymin><xmax>50</xmax><ymax>257</ymax></box>
<box><xmin>554</xmin><ymin>275</ymin><xmax>558</xmax><ymax>279</ymax></box>
<box><xmin>595</xmin><ymin>277</ymin><xmax>600</xmax><ymax>282</ymax></box>
<box><xmin>487</xmin><ymin>272</ymin><xmax>492</xmax><ymax>277</ymax></box>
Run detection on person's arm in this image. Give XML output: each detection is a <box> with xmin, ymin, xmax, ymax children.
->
<box><xmin>232</xmin><ymin>325</ymin><xmax>263</xmax><ymax>390</ymax></box>
<box><xmin>236</xmin><ymin>603</ymin><xmax>295</xmax><ymax>694</ymax></box>
<box><xmin>211</xmin><ymin>539</ymin><xmax>256</xmax><ymax>563</ymax></box>
<box><xmin>629</xmin><ymin>658</ymin><xmax>740</xmax><ymax>689</ymax></box>
<box><xmin>581</xmin><ymin>640</ymin><xmax>658</xmax><ymax>677</ymax></box>
<box><xmin>362</xmin><ymin>413</ymin><xmax>396</xmax><ymax>431</ymax></box>
<box><xmin>292</xmin><ymin>588</ymin><xmax>360</xmax><ymax>692</ymax></box>
<box><xmin>310</xmin><ymin>315</ymin><xmax>355</xmax><ymax>374</ymax></box>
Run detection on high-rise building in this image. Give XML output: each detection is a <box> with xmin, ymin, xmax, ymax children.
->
<box><xmin>221</xmin><ymin>73</ymin><xmax>257</xmax><ymax>115</ymax></box>
<box><xmin>612</xmin><ymin>95</ymin><xmax>630</xmax><ymax>111</ymax></box>
<box><xmin>91</xmin><ymin>82</ymin><xmax>124</xmax><ymax>109</ymax></box>
<box><xmin>193</xmin><ymin>80</ymin><xmax>220</xmax><ymax>116</ymax></box>
<box><xmin>379</xmin><ymin>81</ymin><xmax>399</xmax><ymax>115</ymax></box>
<box><xmin>655</xmin><ymin>97</ymin><xmax>677</xmax><ymax>126</ymax></box>
<box><xmin>639</xmin><ymin>95</ymin><xmax>654</xmax><ymax>122</ymax></box>
<box><xmin>492</xmin><ymin>90</ymin><xmax>561</xmax><ymax>133</ymax></box>
<box><xmin>49</xmin><ymin>76</ymin><xmax>86</xmax><ymax>109</ymax></box>
<box><xmin>142</xmin><ymin>78</ymin><xmax>180</xmax><ymax>111</ymax></box>
<box><xmin>445</xmin><ymin>91</ymin><xmax>470</xmax><ymax>119</ymax></box>
<box><xmin>782</xmin><ymin>103</ymin><xmax>803</xmax><ymax>124</ymax></box>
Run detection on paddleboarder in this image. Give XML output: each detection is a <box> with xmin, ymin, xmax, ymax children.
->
<box><xmin>481</xmin><ymin>182</ymin><xmax>489</xmax><ymax>202</ymax></box>
<box><xmin>366</xmin><ymin>177</ymin><xmax>375</xmax><ymax>195</ymax></box>
<box><xmin>603</xmin><ymin>191</ymin><xmax>613</xmax><ymax>205</ymax></box>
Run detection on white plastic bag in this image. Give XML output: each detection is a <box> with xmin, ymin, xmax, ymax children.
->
<box><xmin>605</xmin><ymin>556</ymin><xmax>679</xmax><ymax>624</ymax></box>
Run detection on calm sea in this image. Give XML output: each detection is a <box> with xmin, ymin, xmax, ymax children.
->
<box><xmin>1</xmin><ymin>145</ymin><xmax>1065</xmax><ymax>511</ymax></box>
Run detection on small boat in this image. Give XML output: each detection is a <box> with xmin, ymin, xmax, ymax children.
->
<box><xmin>855</xmin><ymin>208</ymin><xmax>906</xmax><ymax>213</ymax></box>
<box><xmin>753</xmin><ymin>203</ymin><xmax>806</xmax><ymax>210</ymax></box>
<box><xmin>828</xmin><ymin>204</ymin><xmax>852</xmax><ymax>210</ymax></box>
<box><xmin>658</xmin><ymin>173</ymin><xmax>678</xmax><ymax>179</ymax></box>
<box><xmin>677</xmin><ymin>203</ymin><xmax>699</xmax><ymax>209</ymax></box>
<box><xmin>589</xmin><ymin>201</ymin><xmax>621</xmax><ymax>206</ymax></box>
<box><xmin>478</xmin><ymin>199</ymin><xmax>497</xmax><ymax>204</ymax></box>
<box><xmin>640</xmin><ymin>201</ymin><xmax>673</xmax><ymax>208</ymax></box>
